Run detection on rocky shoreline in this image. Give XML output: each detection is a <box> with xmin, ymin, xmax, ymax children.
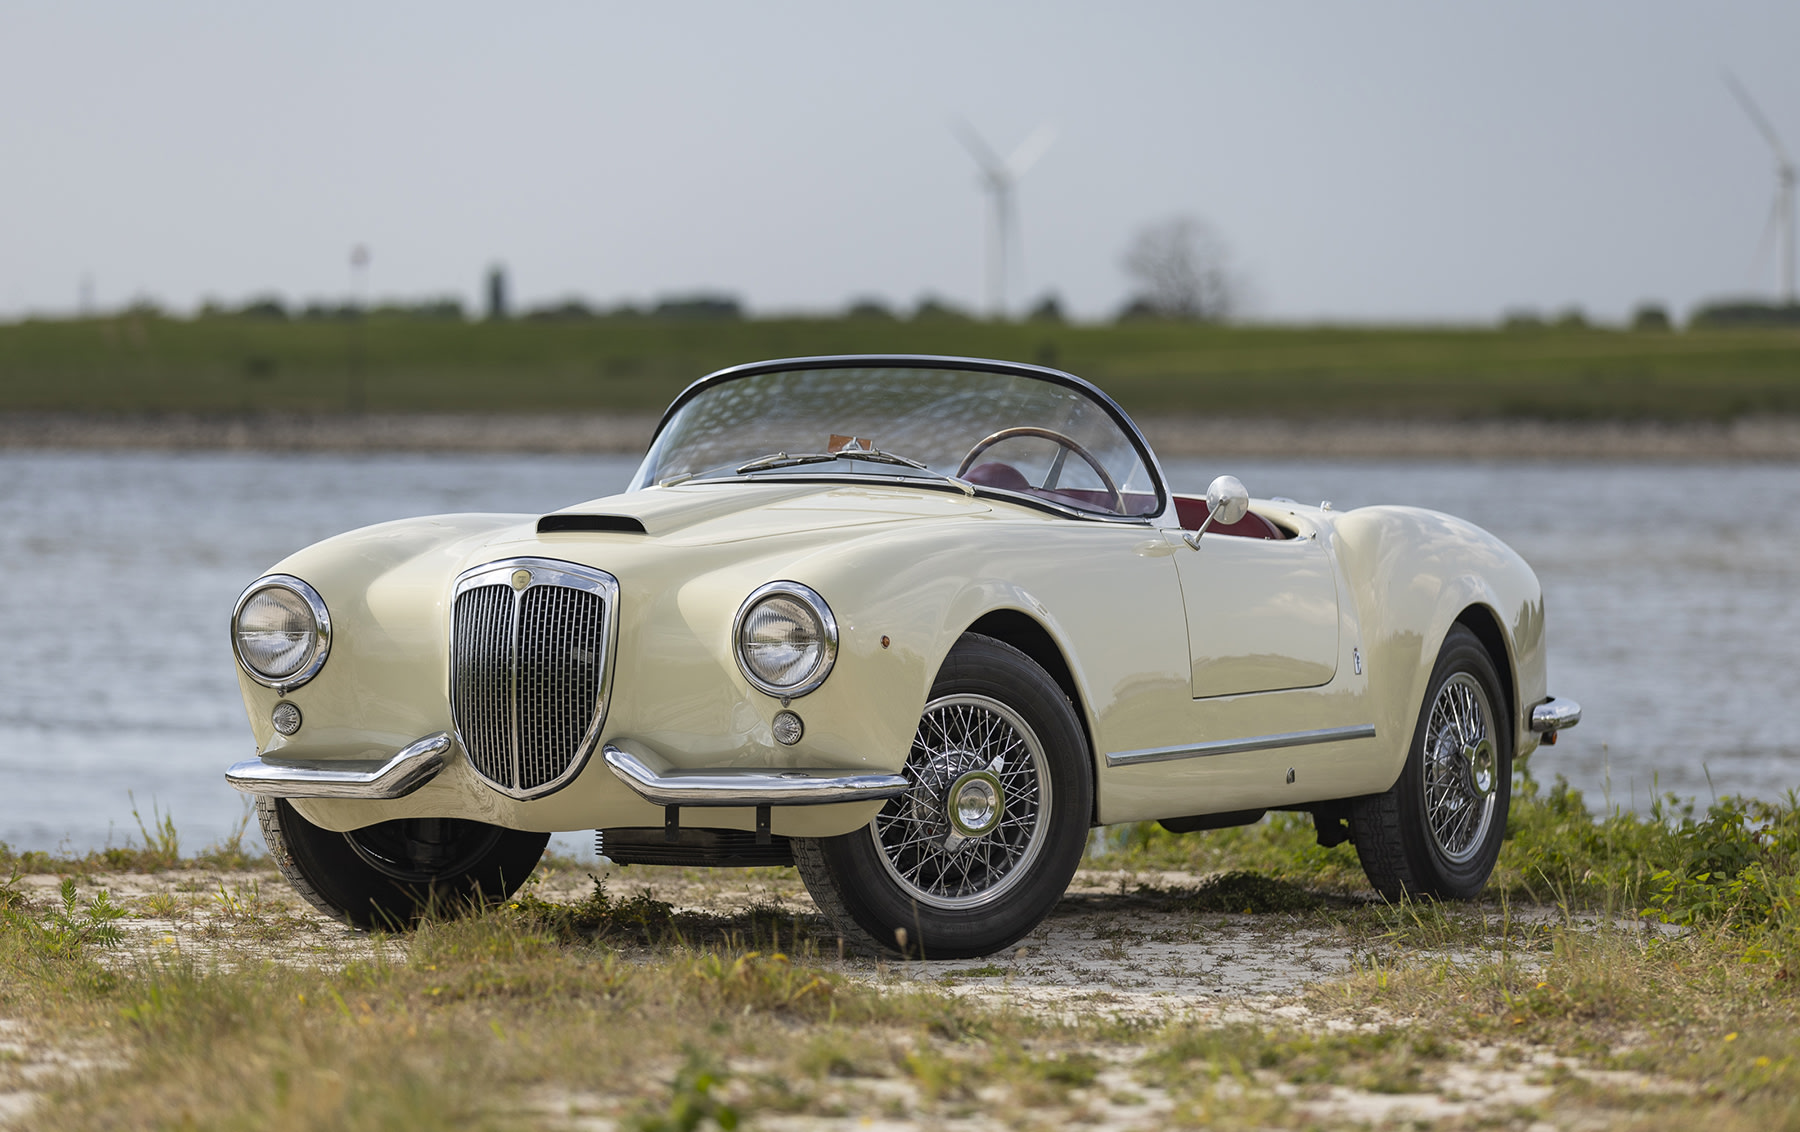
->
<box><xmin>3</xmin><ymin>410</ymin><xmax>1800</xmax><ymax>461</ymax></box>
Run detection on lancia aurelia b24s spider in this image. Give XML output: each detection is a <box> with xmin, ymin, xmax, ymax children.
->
<box><xmin>227</xmin><ymin>356</ymin><xmax>1580</xmax><ymax>957</ymax></box>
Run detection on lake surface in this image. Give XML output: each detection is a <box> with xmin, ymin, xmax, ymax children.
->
<box><xmin>1</xmin><ymin>449</ymin><xmax>1795</xmax><ymax>855</ymax></box>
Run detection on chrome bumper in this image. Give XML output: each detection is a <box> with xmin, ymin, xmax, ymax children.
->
<box><xmin>603</xmin><ymin>743</ymin><xmax>910</xmax><ymax>807</ymax></box>
<box><xmin>225</xmin><ymin>732</ymin><xmax>450</xmax><ymax>800</ymax></box>
<box><xmin>1530</xmin><ymin>697</ymin><xmax>1582</xmax><ymax>734</ymax></box>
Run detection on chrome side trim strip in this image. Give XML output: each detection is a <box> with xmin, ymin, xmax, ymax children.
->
<box><xmin>1105</xmin><ymin>724</ymin><xmax>1378</xmax><ymax>768</ymax></box>
<box><xmin>224</xmin><ymin>732</ymin><xmax>451</xmax><ymax>799</ymax></box>
<box><xmin>603</xmin><ymin>744</ymin><xmax>910</xmax><ymax>807</ymax></box>
<box><xmin>1530</xmin><ymin>697</ymin><xmax>1582</xmax><ymax>733</ymax></box>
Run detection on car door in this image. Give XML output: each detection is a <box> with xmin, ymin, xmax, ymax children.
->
<box><xmin>1168</xmin><ymin>528</ymin><xmax>1340</xmax><ymax>698</ymax></box>
<box><xmin>1090</xmin><ymin>517</ymin><xmax>1381</xmax><ymax>825</ymax></box>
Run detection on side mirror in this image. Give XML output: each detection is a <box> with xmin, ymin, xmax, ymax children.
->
<box><xmin>1184</xmin><ymin>474</ymin><xmax>1249</xmax><ymax>549</ymax></box>
<box><xmin>1206</xmin><ymin>474</ymin><xmax>1249</xmax><ymax>526</ymax></box>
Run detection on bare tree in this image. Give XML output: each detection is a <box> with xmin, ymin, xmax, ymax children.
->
<box><xmin>1120</xmin><ymin>216</ymin><xmax>1237</xmax><ymax>321</ymax></box>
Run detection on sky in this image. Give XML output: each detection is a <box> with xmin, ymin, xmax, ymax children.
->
<box><xmin>2</xmin><ymin>1</ymin><xmax>1798</xmax><ymax>324</ymax></box>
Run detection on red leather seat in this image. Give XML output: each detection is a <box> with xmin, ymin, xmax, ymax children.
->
<box><xmin>963</xmin><ymin>462</ymin><xmax>1033</xmax><ymax>492</ymax></box>
<box><xmin>1172</xmin><ymin>495</ymin><xmax>1285</xmax><ymax>540</ymax></box>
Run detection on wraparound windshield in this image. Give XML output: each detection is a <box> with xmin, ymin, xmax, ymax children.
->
<box><xmin>630</xmin><ymin>364</ymin><xmax>1163</xmax><ymax>518</ymax></box>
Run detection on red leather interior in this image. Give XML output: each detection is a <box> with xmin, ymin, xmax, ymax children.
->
<box><xmin>965</xmin><ymin>463</ymin><xmax>1283</xmax><ymax>536</ymax></box>
<box><xmin>963</xmin><ymin>462</ymin><xmax>1033</xmax><ymax>492</ymax></box>
<box><xmin>1172</xmin><ymin>495</ymin><xmax>1286</xmax><ymax>539</ymax></box>
<box><xmin>965</xmin><ymin>463</ymin><xmax>1159</xmax><ymax>516</ymax></box>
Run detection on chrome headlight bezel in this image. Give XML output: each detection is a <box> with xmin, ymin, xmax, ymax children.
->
<box><xmin>732</xmin><ymin>581</ymin><xmax>838</xmax><ymax>698</ymax></box>
<box><xmin>231</xmin><ymin>574</ymin><xmax>332</xmax><ymax>694</ymax></box>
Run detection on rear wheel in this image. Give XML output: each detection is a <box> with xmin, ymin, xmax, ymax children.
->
<box><xmin>793</xmin><ymin>634</ymin><xmax>1093</xmax><ymax>959</ymax></box>
<box><xmin>258</xmin><ymin>796</ymin><xmax>548</xmax><ymax>930</ymax></box>
<box><xmin>1351</xmin><ymin>625</ymin><xmax>1512</xmax><ymax>900</ymax></box>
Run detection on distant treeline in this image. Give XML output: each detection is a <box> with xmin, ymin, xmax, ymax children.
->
<box><xmin>135</xmin><ymin>292</ymin><xmax>1800</xmax><ymax>332</ymax></box>
<box><xmin>1687</xmin><ymin>301</ymin><xmax>1800</xmax><ymax>329</ymax></box>
<box><xmin>182</xmin><ymin>291</ymin><xmax>1077</xmax><ymax>326</ymax></box>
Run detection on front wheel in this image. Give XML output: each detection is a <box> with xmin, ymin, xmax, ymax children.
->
<box><xmin>793</xmin><ymin>634</ymin><xmax>1093</xmax><ymax>959</ymax></box>
<box><xmin>258</xmin><ymin>796</ymin><xmax>549</xmax><ymax>930</ymax></box>
<box><xmin>1351</xmin><ymin>625</ymin><xmax>1512</xmax><ymax>900</ymax></box>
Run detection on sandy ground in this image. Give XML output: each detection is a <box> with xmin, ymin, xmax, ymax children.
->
<box><xmin>6</xmin><ymin>409</ymin><xmax>1800</xmax><ymax>461</ymax></box>
<box><xmin>0</xmin><ymin>863</ymin><xmax>1688</xmax><ymax>1130</ymax></box>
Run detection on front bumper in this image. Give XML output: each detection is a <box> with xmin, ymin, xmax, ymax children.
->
<box><xmin>601</xmin><ymin>742</ymin><xmax>910</xmax><ymax>806</ymax></box>
<box><xmin>225</xmin><ymin>732</ymin><xmax>450</xmax><ymax>800</ymax></box>
<box><xmin>222</xmin><ymin>731</ymin><xmax>911</xmax><ymax>809</ymax></box>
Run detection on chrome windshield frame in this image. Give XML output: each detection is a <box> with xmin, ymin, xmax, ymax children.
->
<box><xmin>640</xmin><ymin>355</ymin><xmax>1172</xmax><ymax>522</ymax></box>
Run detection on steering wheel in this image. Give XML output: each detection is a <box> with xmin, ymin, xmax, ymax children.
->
<box><xmin>956</xmin><ymin>427</ymin><xmax>1125</xmax><ymax>514</ymax></box>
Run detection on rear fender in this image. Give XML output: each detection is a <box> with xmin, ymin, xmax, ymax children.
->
<box><xmin>1331</xmin><ymin>506</ymin><xmax>1547</xmax><ymax>792</ymax></box>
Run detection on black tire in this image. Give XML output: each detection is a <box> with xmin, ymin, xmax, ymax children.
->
<box><xmin>793</xmin><ymin>634</ymin><xmax>1093</xmax><ymax>959</ymax></box>
<box><xmin>258</xmin><ymin>796</ymin><xmax>549</xmax><ymax>930</ymax></box>
<box><xmin>1351</xmin><ymin>625</ymin><xmax>1512</xmax><ymax>901</ymax></box>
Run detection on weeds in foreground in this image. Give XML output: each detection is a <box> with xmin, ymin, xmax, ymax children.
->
<box><xmin>625</xmin><ymin>1047</ymin><xmax>741</xmax><ymax>1132</ymax></box>
<box><xmin>1092</xmin><ymin>771</ymin><xmax>1800</xmax><ymax>979</ymax></box>
<box><xmin>0</xmin><ymin>798</ymin><xmax>262</xmax><ymax>876</ymax></box>
<box><xmin>0</xmin><ymin>875</ymin><xmax>127</xmax><ymax>1006</ymax></box>
<box><xmin>1</xmin><ymin>771</ymin><xmax>1796</xmax><ymax>1127</ymax></box>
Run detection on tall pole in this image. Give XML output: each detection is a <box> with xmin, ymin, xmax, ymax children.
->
<box><xmin>1783</xmin><ymin>166</ymin><xmax>1797</xmax><ymax>305</ymax></box>
<box><xmin>348</xmin><ymin>244</ymin><xmax>370</xmax><ymax>413</ymax></box>
<box><xmin>991</xmin><ymin>180</ymin><xmax>1012</xmax><ymax>319</ymax></box>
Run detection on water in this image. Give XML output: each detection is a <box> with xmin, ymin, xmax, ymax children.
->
<box><xmin>1</xmin><ymin>449</ymin><xmax>1795</xmax><ymax>854</ymax></box>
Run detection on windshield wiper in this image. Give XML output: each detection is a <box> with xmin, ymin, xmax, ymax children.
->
<box><xmin>727</xmin><ymin>448</ymin><xmax>975</xmax><ymax>495</ymax></box>
<box><xmin>835</xmin><ymin>449</ymin><xmax>929</xmax><ymax>470</ymax></box>
<box><xmin>734</xmin><ymin>448</ymin><xmax>930</xmax><ymax>474</ymax></box>
<box><xmin>734</xmin><ymin>452</ymin><xmax>838</xmax><ymax>473</ymax></box>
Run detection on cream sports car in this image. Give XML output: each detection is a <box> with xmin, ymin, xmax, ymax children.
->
<box><xmin>226</xmin><ymin>356</ymin><xmax>1580</xmax><ymax>956</ymax></box>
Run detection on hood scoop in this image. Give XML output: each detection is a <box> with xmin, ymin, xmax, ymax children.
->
<box><xmin>537</xmin><ymin>514</ymin><xmax>648</xmax><ymax>535</ymax></box>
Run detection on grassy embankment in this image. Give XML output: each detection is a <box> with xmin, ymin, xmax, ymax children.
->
<box><xmin>3</xmin><ymin>770</ymin><xmax>1798</xmax><ymax>1129</ymax></box>
<box><xmin>1</xmin><ymin>314</ymin><xmax>1798</xmax><ymax>421</ymax></box>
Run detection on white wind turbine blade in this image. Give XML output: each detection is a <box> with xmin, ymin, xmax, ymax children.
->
<box><xmin>1005</xmin><ymin>123</ymin><xmax>1058</xmax><ymax>180</ymax></box>
<box><xmin>1724</xmin><ymin>70</ymin><xmax>1794</xmax><ymax>168</ymax></box>
<box><xmin>951</xmin><ymin>118</ymin><xmax>1009</xmax><ymax>181</ymax></box>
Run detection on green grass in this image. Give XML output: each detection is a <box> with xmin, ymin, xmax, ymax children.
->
<box><xmin>3</xmin><ymin>776</ymin><xmax>1798</xmax><ymax>1128</ymax></box>
<box><xmin>2</xmin><ymin>312</ymin><xmax>1798</xmax><ymax>420</ymax></box>
<box><xmin>1096</xmin><ymin>772</ymin><xmax>1800</xmax><ymax>968</ymax></box>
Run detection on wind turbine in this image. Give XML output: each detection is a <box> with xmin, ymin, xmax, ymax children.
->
<box><xmin>953</xmin><ymin>120</ymin><xmax>1056</xmax><ymax>319</ymax></box>
<box><xmin>1723</xmin><ymin>71</ymin><xmax>1796</xmax><ymax>305</ymax></box>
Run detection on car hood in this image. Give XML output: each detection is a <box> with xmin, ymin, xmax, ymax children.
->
<box><xmin>536</xmin><ymin>480</ymin><xmax>992</xmax><ymax>544</ymax></box>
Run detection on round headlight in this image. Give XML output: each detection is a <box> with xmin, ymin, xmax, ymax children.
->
<box><xmin>232</xmin><ymin>575</ymin><xmax>331</xmax><ymax>691</ymax></box>
<box><xmin>734</xmin><ymin>582</ymin><xmax>837</xmax><ymax>697</ymax></box>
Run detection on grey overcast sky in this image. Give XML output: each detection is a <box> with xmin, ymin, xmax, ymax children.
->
<box><xmin>2</xmin><ymin>1</ymin><xmax>1797</xmax><ymax>323</ymax></box>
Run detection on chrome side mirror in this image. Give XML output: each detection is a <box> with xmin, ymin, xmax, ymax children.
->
<box><xmin>1184</xmin><ymin>474</ymin><xmax>1249</xmax><ymax>549</ymax></box>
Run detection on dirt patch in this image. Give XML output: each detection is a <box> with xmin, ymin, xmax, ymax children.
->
<box><xmin>12</xmin><ymin>868</ymin><xmax>393</xmax><ymax>971</ymax></box>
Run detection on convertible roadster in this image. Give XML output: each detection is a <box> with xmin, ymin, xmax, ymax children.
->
<box><xmin>227</xmin><ymin>356</ymin><xmax>1579</xmax><ymax>957</ymax></box>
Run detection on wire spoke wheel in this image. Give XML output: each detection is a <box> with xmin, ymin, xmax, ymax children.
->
<box><xmin>871</xmin><ymin>693</ymin><xmax>1052</xmax><ymax>909</ymax></box>
<box><xmin>1421</xmin><ymin>672</ymin><xmax>1499</xmax><ymax>865</ymax></box>
<box><xmin>1350</xmin><ymin>624</ymin><xmax>1512</xmax><ymax>902</ymax></box>
<box><xmin>792</xmin><ymin>634</ymin><xmax>1089</xmax><ymax>958</ymax></box>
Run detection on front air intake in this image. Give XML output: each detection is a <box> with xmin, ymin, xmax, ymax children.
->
<box><xmin>450</xmin><ymin>559</ymin><xmax>618</xmax><ymax>798</ymax></box>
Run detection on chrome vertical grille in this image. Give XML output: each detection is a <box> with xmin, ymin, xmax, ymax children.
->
<box><xmin>453</xmin><ymin>585</ymin><xmax>515</xmax><ymax>786</ymax></box>
<box><xmin>450</xmin><ymin>559</ymin><xmax>617</xmax><ymax>798</ymax></box>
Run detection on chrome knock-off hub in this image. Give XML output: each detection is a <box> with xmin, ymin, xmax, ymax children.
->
<box><xmin>1463</xmin><ymin>737</ymin><xmax>1496</xmax><ymax>797</ymax></box>
<box><xmin>944</xmin><ymin>768</ymin><xmax>1005</xmax><ymax>849</ymax></box>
